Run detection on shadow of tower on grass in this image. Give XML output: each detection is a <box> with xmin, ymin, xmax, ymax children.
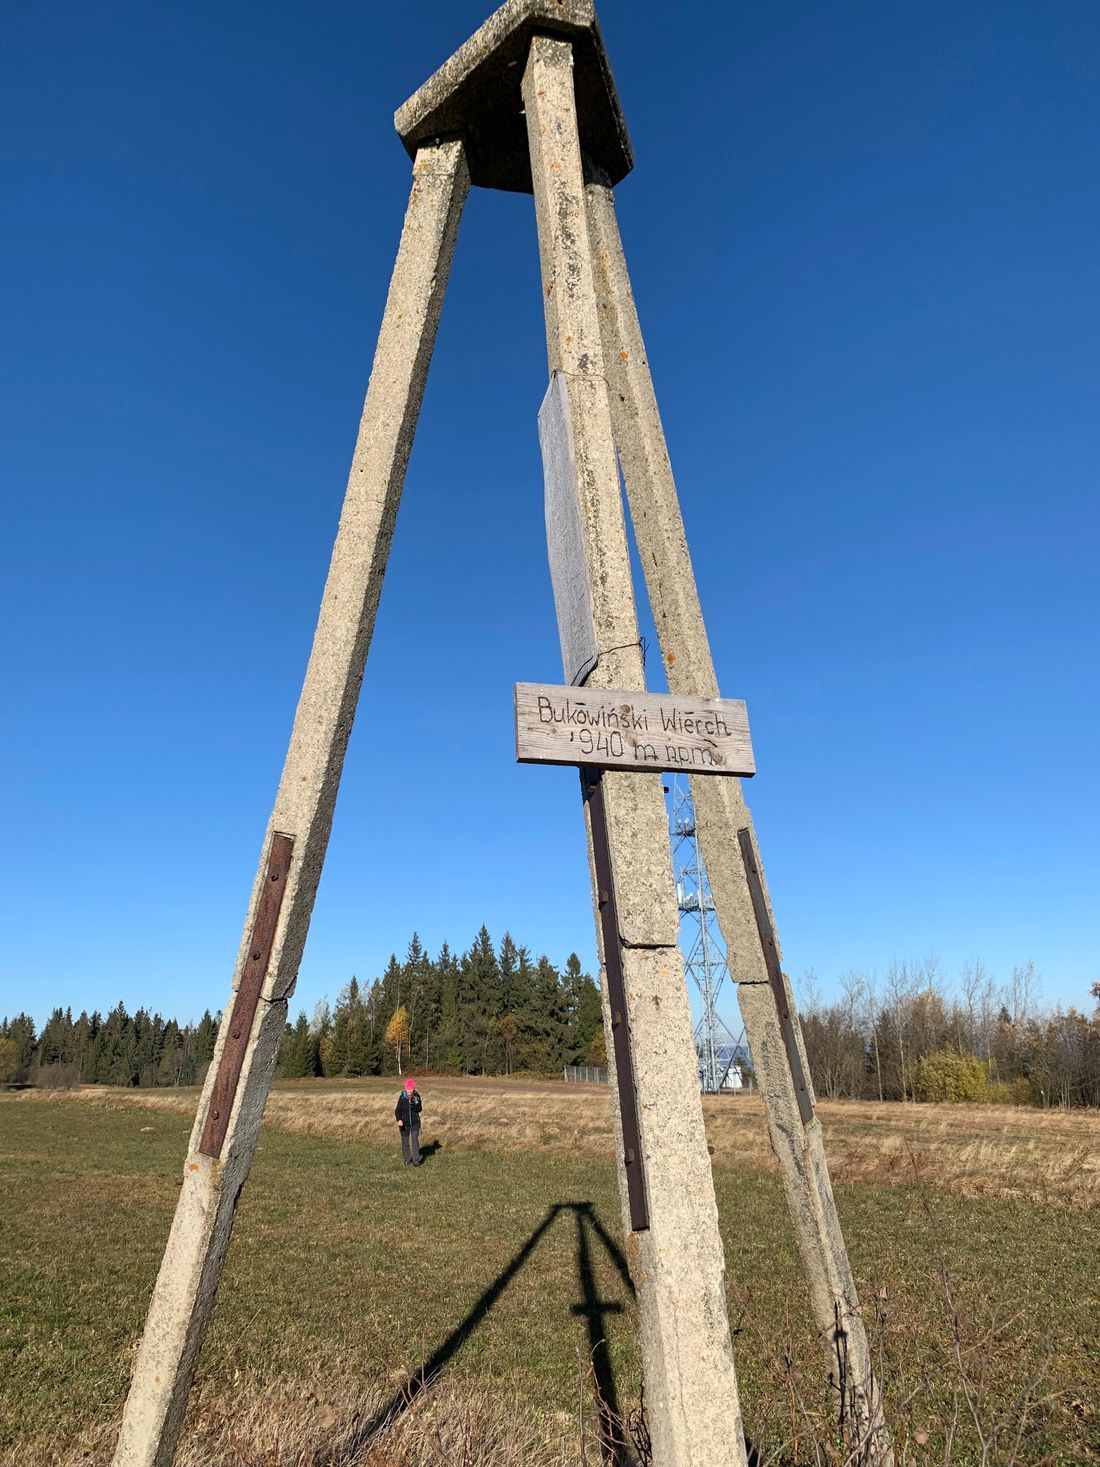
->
<box><xmin>340</xmin><ymin>1200</ymin><xmax>636</xmax><ymax>1464</ymax></box>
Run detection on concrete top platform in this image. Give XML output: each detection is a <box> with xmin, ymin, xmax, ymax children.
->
<box><xmin>395</xmin><ymin>0</ymin><xmax>632</xmax><ymax>194</ymax></box>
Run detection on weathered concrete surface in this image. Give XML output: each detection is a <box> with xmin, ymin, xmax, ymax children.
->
<box><xmin>584</xmin><ymin>173</ymin><xmax>892</xmax><ymax>1460</ymax></box>
<box><xmin>524</xmin><ymin>36</ymin><xmax>747</xmax><ymax>1467</ymax></box>
<box><xmin>112</xmin><ymin>139</ymin><xmax>471</xmax><ymax>1467</ymax></box>
<box><xmin>396</xmin><ymin>0</ymin><xmax>631</xmax><ymax>195</ymax></box>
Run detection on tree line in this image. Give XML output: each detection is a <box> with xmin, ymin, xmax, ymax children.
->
<box><xmin>0</xmin><ymin>928</ymin><xmax>605</xmax><ymax>1089</ymax></box>
<box><xmin>5</xmin><ymin>937</ymin><xmax>1096</xmax><ymax>1108</ymax></box>
<box><xmin>279</xmin><ymin>928</ymin><xmax>604</xmax><ymax>1080</ymax></box>
<box><xmin>0</xmin><ymin>1003</ymin><xmax>218</xmax><ymax>1089</ymax></box>
<box><xmin>797</xmin><ymin>960</ymin><xmax>1100</xmax><ymax>1108</ymax></box>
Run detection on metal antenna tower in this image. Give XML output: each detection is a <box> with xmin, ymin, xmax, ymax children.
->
<box><xmin>671</xmin><ymin>776</ymin><xmax>748</xmax><ymax>1092</ymax></box>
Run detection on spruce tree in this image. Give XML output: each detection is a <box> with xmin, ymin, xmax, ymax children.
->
<box><xmin>38</xmin><ymin>1008</ymin><xmax>68</xmax><ymax>1067</ymax></box>
<box><xmin>328</xmin><ymin>991</ymin><xmax>351</xmax><ymax>1075</ymax></box>
<box><xmin>6</xmin><ymin>1014</ymin><xmax>37</xmax><ymax>1070</ymax></box>
<box><xmin>339</xmin><ymin>978</ymin><xmax>372</xmax><ymax>1076</ymax></box>
<box><xmin>436</xmin><ymin>942</ymin><xmax>461</xmax><ymax>1072</ymax></box>
<box><xmin>72</xmin><ymin>1012</ymin><xmax>93</xmax><ymax>1082</ymax></box>
<box><xmin>457</xmin><ymin>926</ymin><xmax>501</xmax><ymax>1073</ymax></box>
<box><xmin>158</xmin><ymin>1019</ymin><xmax>183</xmax><ymax>1086</ymax></box>
<box><xmin>526</xmin><ymin>956</ymin><xmax>570</xmax><ymax>1073</ymax></box>
<box><xmin>0</xmin><ymin>1037</ymin><xmax>20</xmax><ymax>1086</ymax></box>
<box><xmin>563</xmin><ymin>954</ymin><xmax>603</xmax><ymax>1066</ymax></box>
<box><xmin>194</xmin><ymin>1011</ymin><xmax>218</xmax><ymax>1067</ymax></box>
<box><xmin>403</xmin><ymin>933</ymin><xmax>433</xmax><ymax>1069</ymax></box>
<box><xmin>279</xmin><ymin>1012</ymin><xmax>316</xmax><ymax>1078</ymax></box>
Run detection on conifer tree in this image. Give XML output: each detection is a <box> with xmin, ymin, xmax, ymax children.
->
<box><xmin>563</xmin><ymin>953</ymin><xmax>603</xmax><ymax>1066</ymax></box>
<box><xmin>499</xmin><ymin>932</ymin><xmax>521</xmax><ymax>1011</ymax></box>
<box><xmin>403</xmin><ymin>932</ymin><xmax>433</xmax><ymax>1069</ymax></box>
<box><xmin>87</xmin><ymin>1015</ymin><xmax>110</xmax><ymax>1084</ymax></box>
<box><xmin>328</xmin><ymin>979</ymin><xmax>362</xmax><ymax>1076</ymax></box>
<box><xmin>5</xmin><ymin>1014</ymin><xmax>37</xmax><ymax>1071</ymax></box>
<box><xmin>194</xmin><ymin>1011</ymin><xmax>218</xmax><ymax>1067</ymax></box>
<box><xmin>72</xmin><ymin>1012</ymin><xmax>93</xmax><ymax>1082</ymax></box>
<box><xmin>436</xmin><ymin>942</ymin><xmax>461</xmax><ymax>1072</ymax></box>
<box><xmin>362</xmin><ymin>979</ymin><xmax>384</xmax><ymax>1074</ymax></box>
<box><xmin>0</xmin><ymin>1037</ymin><xmax>21</xmax><ymax>1086</ymax></box>
<box><xmin>456</xmin><ymin>926</ymin><xmax>501</xmax><ymax>1073</ymax></box>
<box><xmin>38</xmin><ymin>1008</ymin><xmax>69</xmax><ymax>1067</ymax></box>
<box><xmin>158</xmin><ymin>1019</ymin><xmax>183</xmax><ymax>1086</ymax></box>
<box><xmin>527</xmin><ymin>955</ymin><xmax>570</xmax><ymax>1072</ymax></box>
<box><xmin>348</xmin><ymin>978</ymin><xmax>375</xmax><ymax>1076</ymax></box>
<box><xmin>279</xmin><ymin>1012</ymin><xmax>317</xmax><ymax>1078</ymax></box>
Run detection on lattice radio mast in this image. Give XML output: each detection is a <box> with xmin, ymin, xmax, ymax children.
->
<box><xmin>671</xmin><ymin>776</ymin><xmax>748</xmax><ymax>1092</ymax></box>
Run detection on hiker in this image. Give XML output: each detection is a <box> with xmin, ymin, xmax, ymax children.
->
<box><xmin>395</xmin><ymin>1077</ymin><xmax>422</xmax><ymax>1167</ymax></box>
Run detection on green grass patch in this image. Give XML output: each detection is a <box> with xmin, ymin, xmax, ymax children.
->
<box><xmin>2</xmin><ymin>1096</ymin><xmax>1097</xmax><ymax>1462</ymax></box>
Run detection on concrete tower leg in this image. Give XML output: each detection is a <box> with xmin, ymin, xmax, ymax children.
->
<box><xmin>523</xmin><ymin>35</ymin><xmax>748</xmax><ymax>1467</ymax></box>
<box><xmin>583</xmin><ymin>172</ymin><xmax>892</xmax><ymax>1460</ymax></box>
<box><xmin>111</xmin><ymin>138</ymin><xmax>470</xmax><ymax>1467</ymax></box>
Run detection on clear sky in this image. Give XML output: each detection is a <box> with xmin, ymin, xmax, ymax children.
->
<box><xmin>2</xmin><ymin>1</ymin><xmax>1097</xmax><ymax>1030</ymax></box>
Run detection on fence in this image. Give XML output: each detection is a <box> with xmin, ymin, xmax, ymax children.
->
<box><xmin>563</xmin><ymin>1065</ymin><xmax>608</xmax><ymax>1085</ymax></box>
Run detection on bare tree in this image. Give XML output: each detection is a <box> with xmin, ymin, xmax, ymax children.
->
<box><xmin>860</xmin><ymin>969</ymin><xmax>885</xmax><ymax>1101</ymax></box>
<box><xmin>1004</xmin><ymin>960</ymin><xmax>1039</xmax><ymax>1026</ymax></box>
<box><xmin>959</xmin><ymin>958</ymin><xmax>990</xmax><ymax>1058</ymax></box>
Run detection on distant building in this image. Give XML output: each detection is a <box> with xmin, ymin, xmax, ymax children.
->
<box><xmin>699</xmin><ymin>1041</ymin><xmax>750</xmax><ymax>1092</ymax></box>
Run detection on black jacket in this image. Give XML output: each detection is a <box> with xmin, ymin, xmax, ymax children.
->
<box><xmin>395</xmin><ymin>1089</ymin><xmax>422</xmax><ymax>1127</ymax></box>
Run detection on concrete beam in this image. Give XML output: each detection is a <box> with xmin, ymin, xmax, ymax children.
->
<box><xmin>524</xmin><ymin>35</ymin><xmax>747</xmax><ymax>1466</ymax></box>
<box><xmin>111</xmin><ymin>138</ymin><xmax>471</xmax><ymax>1467</ymax></box>
<box><xmin>583</xmin><ymin>172</ymin><xmax>892</xmax><ymax>1460</ymax></box>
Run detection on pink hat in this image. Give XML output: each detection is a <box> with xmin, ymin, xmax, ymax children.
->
<box><xmin>404</xmin><ymin>1078</ymin><xmax>415</xmax><ymax>1091</ymax></box>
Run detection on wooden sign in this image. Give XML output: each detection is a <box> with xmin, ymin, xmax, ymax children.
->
<box><xmin>515</xmin><ymin>682</ymin><xmax>755</xmax><ymax>776</ymax></box>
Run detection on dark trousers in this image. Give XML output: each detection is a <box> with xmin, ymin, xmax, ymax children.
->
<box><xmin>400</xmin><ymin>1124</ymin><xmax>421</xmax><ymax>1166</ymax></box>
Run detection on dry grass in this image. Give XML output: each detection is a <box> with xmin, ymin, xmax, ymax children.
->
<box><xmin>27</xmin><ymin>1077</ymin><xmax>1100</xmax><ymax>1208</ymax></box>
<box><xmin>0</xmin><ymin>1371</ymin><xmax>585</xmax><ymax>1467</ymax></box>
<box><xmin>763</xmin><ymin>1097</ymin><xmax>1100</xmax><ymax>1210</ymax></box>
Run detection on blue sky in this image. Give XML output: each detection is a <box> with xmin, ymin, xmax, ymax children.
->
<box><xmin>2</xmin><ymin>1</ymin><xmax>1097</xmax><ymax>1029</ymax></box>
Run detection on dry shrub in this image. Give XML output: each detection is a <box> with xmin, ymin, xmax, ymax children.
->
<box><xmin>731</xmin><ymin>1276</ymin><xmax>1076</xmax><ymax>1467</ymax></box>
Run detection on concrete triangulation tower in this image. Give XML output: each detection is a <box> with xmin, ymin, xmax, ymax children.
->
<box><xmin>111</xmin><ymin>5</ymin><xmax>894</xmax><ymax>1466</ymax></box>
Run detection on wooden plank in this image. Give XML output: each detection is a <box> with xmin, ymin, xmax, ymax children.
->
<box><xmin>197</xmin><ymin>831</ymin><xmax>294</xmax><ymax>1159</ymax></box>
<box><xmin>540</xmin><ymin>372</ymin><xmax>599</xmax><ymax>687</ymax></box>
<box><xmin>515</xmin><ymin>681</ymin><xmax>754</xmax><ymax>776</ymax></box>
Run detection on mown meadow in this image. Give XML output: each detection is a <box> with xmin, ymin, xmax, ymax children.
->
<box><xmin>2</xmin><ymin>1081</ymin><xmax>1097</xmax><ymax>1465</ymax></box>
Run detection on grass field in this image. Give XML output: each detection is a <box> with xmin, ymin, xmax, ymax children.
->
<box><xmin>2</xmin><ymin>1081</ymin><xmax>1098</xmax><ymax>1465</ymax></box>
